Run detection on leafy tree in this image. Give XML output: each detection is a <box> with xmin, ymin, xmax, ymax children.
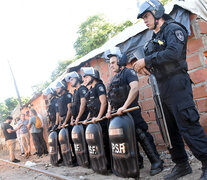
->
<box><xmin>5</xmin><ymin>97</ymin><xmax>18</xmax><ymax>112</ymax></box>
<box><xmin>74</xmin><ymin>14</ymin><xmax>133</xmax><ymax>58</ymax></box>
<box><xmin>50</xmin><ymin>59</ymin><xmax>74</xmax><ymax>82</ymax></box>
<box><xmin>0</xmin><ymin>96</ymin><xmax>30</xmax><ymax>122</ymax></box>
<box><xmin>31</xmin><ymin>81</ymin><xmax>51</xmax><ymax>95</ymax></box>
<box><xmin>161</xmin><ymin>0</ymin><xmax>172</xmax><ymax>5</ymax></box>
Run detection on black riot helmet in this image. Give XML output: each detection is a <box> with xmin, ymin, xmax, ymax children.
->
<box><xmin>43</xmin><ymin>87</ymin><xmax>56</xmax><ymax>97</ymax></box>
<box><xmin>55</xmin><ymin>80</ymin><xmax>68</xmax><ymax>95</ymax></box>
<box><xmin>80</xmin><ymin>67</ymin><xmax>100</xmax><ymax>80</ymax></box>
<box><xmin>137</xmin><ymin>0</ymin><xmax>165</xmax><ymax>29</ymax></box>
<box><xmin>105</xmin><ymin>47</ymin><xmax>127</xmax><ymax>67</ymax></box>
<box><xmin>80</xmin><ymin>67</ymin><xmax>101</xmax><ymax>86</ymax></box>
<box><xmin>64</xmin><ymin>71</ymin><xmax>83</xmax><ymax>87</ymax></box>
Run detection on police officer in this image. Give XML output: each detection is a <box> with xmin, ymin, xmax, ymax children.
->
<box><xmin>43</xmin><ymin>87</ymin><xmax>57</xmax><ymax>132</ymax></box>
<box><xmin>64</xmin><ymin>71</ymin><xmax>89</xmax><ymax>125</ymax></box>
<box><xmin>134</xmin><ymin>0</ymin><xmax>207</xmax><ymax>179</ymax></box>
<box><xmin>55</xmin><ymin>80</ymin><xmax>77</xmax><ymax>164</ymax></box>
<box><xmin>105</xmin><ymin>47</ymin><xmax>163</xmax><ymax>176</ymax></box>
<box><xmin>80</xmin><ymin>67</ymin><xmax>111</xmax><ymax>170</ymax></box>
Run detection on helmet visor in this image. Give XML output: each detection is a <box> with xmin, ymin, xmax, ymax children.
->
<box><xmin>65</xmin><ymin>71</ymin><xmax>79</xmax><ymax>82</ymax></box>
<box><xmin>43</xmin><ymin>88</ymin><xmax>52</xmax><ymax>96</ymax></box>
<box><xmin>105</xmin><ymin>47</ymin><xmax>122</xmax><ymax>59</ymax></box>
<box><xmin>80</xmin><ymin>67</ymin><xmax>95</xmax><ymax>77</ymax></box>
<box><xmin>55</xmin><ymin>81</ymin><xmax>64</xmax><ymax>89</ymax></box>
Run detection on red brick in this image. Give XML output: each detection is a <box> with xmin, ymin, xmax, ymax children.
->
<box><xmin>189</xmin><ymin>67</ymin><xmax>207</xmax><ymax>84</ymax></box>
<box><xmin>186</xmin><ymin>54</ymin><xmax>202</xmax><ymax>70</ymax></box>
<box><xmin>154</xmin><ymin>133</ymin><xmax>164</xmax><ymax>146</ymax></box>
<box><xmin>200</xmin><ymin>114</ymin><xmax>207</xmax><ymax>127</ymax></box>
<box><xmin>148</xmin><ymin>122</ymin><xmax>160</xmax><ymax>133</ymax></box>
<box><xmin>139</xmin><ymin>86</ymin><xmax>153</xmax><ymax>100</ymax></box>
<box><xmin>196</xmin><ymin>98</ymin><xmax>207</xmax><ymax>113</ymax></box>
<box><xmin>140</xmin><ymin>99</ymin><xmax>154</xmax><ymax>111</ymax></box>
<box><xmin>189</xmin><ymin>14</ymin><xmax>197</xmax><ymax>21</ymax></box>
<box><xmin>138</xmin><ymin>76</ymin><xmax>149</xmax><ymax>89</ymax></box>
<box><xmin>187</xmin><ymin>38</ymin><xmax>204</xmax><ymax>55</ymax></box>
<box><xmin>193</xmin><ymin>84</ymin><xmax>207</xmax><ymax>99</ymax></box>
<box><xmin>141</xmin><ymin>111</ymin><xmax>150</xmax><ymax>122</ymax></box>
<box><xmin>148</xmin><ymin>110</ymin><xmax>156</xmax><ymax>121</ymax></box>
<box><xmin>198</xmin><ymin>20</ymin><xmax>207</xmax><ymax>34</ymax></box>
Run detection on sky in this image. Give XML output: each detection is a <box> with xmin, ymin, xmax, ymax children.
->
<box><xmin>0</xmin><ymin>0</ymin><xmax>138</xmax><ymax>102</ymax></box>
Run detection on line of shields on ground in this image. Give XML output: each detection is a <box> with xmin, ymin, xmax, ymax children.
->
<box><xmin>48</xmin><ymin>106</ymin><xmax>141</xmax><ymax>179</ymax></box>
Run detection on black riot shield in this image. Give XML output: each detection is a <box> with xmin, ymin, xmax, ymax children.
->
<box><xmin>59</xmin><ymin>128</ymin><xmax>73</xmax><ymax>166</ymax></box>
<box><xmin>71</xmin><ymin>124</ymin><xmax>90</xmax><ymax>167</ymax></box>
<box><xmin>109</xmin><ymin>113</ymin><xmax>139</xmax><ymax>178</ymax></box>
<box><xmin>85</xmin><ymin>123</ymin><xmax>108</xmax><ymax>174</ymax></box>
<box><xmin>48</xmin><ymin>131</ymin><xmax>58</xmax><ymax>166</ymax></box>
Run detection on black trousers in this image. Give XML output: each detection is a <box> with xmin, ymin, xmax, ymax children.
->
<box><xmin>31</xmin><ymin>133</ymin><xmax>43</xmax><ymax>156</ymax></box>
<box><xmin>40</xmin><ymin>128</ymin><xmax>48</xmax><ymax>154</ymax></box>
<box><xmin>129</xmin><ymin>110</ymin><xmax>160</xmax><ymax>158</ymax></box>
<box><xmin>158</xmin><ymin>73</ymin><xmax>207</xmax><ymax>163</ymax></box>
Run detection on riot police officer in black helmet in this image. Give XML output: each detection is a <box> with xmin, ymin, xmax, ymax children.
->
<box><xmin>105</xmin><ymin>47</ymin><xmax>163</xmax><ymax>176</ymax></box>
<box><xmin>43</xmin><ymin>87</ymin><xmax>58</xmax><ymax>132</ymax></box>
<box><xmin>134</xmin><ymin>1</ymin><xmax>207</xmax><ymax>180</ymax></box>
<box><xmin>81</xmin><ymin>67</ymin><xmax>111</xmax><ymax>170</ymax></box>
<box><xmin>65</xmin><ymin>71</ymin><xmax>89</xmax><ymax>125</ymax></box>
<box><xmin>55</xmin><ymin>80</ymin><xmax>77</xmax><ymax>165</ymax></box>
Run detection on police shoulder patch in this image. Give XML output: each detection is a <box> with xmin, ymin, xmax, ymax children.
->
<box><xmin>98</xmin><ymin>85</ymin><xmax>104</xmax><ymax>92</ymax></box>
<box><xmin>67</xmin><ymin>94</ymin><xmax>71</xmax><ymax>98</ymax></box>
<box><xmin>82</xmin><ymin>89</ymin><xmax>87</xmax><ymax>95</ymax></box>
<box><xmin>175</xmin><ymin>30</ymin><xmax>184</xmax><ymax>42</ymax></box>
<box><xmin>130</xmin><ymin>69</ymin><xmax>137</xmax><ymax>76</ymax></box>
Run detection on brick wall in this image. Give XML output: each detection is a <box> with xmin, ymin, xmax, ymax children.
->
<box><xmin>187</xmin><ymin>14</ymin><xmax>207</xmax><ymax>134</ymax></box>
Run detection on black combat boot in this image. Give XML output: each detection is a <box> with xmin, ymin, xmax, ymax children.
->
<box><xmin>138</xmin><ymin>151</ymin><xmax>144</xmax><ymax>169</ymax></box>
<box><xmin>200</xmin><ymin>161</ymin><xmax>207</xmax><ymax>180</ymax></box>
<box><xmin>136</xmin><ymin>128</ymin><xmax>163</xmax><ymax>176</ymax></box>
<box><xmin>164</xmin><ymin>161</ymin><xmax>192</xmax><ymax>180</ymax></box>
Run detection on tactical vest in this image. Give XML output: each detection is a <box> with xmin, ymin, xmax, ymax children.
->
<box><xmin>108</xmin><ymin>68</ymin><xmax>130</xmax><ymax>110</ymax></box>
<box><xmin>48</xmin><ymin>97</ymin><xmax>57</xmax><ymax>123</ymax></box>
<box><xmin>58</xmin><ymin>92</ymin><xmax>71</xmax><ymax>117</ymax></box>
<box><xmin>85</xmin><ymin>83</ymin><xmax>106</xmax><ymax>117</ymax></box>
<box><xmin>144</xmin><ymin>20</ymin><xmax>188</xmax><ymax>80</ymax></box>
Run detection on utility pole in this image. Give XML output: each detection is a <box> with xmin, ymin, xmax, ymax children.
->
<box><xmin>8</xmin><ymin>60</ymin><xmax>23</xmax><ymax>108</ymax></box>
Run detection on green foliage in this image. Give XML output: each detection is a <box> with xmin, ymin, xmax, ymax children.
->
<box><xmin>31</xmin><ymin>81</ymin><xmax>51</xmax><ymax>95</ymax></box>
<box><xmin>161</xmin><ymin>0</ymin><xmax>172</xmax><ymax>5</ymax></box>
<box><xmin>0</xmin><ymin>96</ymin><xmax>30</xmax><ymax>122</ymax></box>
<box><xmin>50</xmin><ymin>59</ymin><xmax>74</xmax><ymax>82</ymax></box>
<box><xmin>74</xmin><ymin>14</ymin><xmax>133</xmax><ymax>58</ymax></box>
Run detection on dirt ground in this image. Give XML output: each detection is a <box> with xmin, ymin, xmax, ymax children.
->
<box><xmin>0</xmin><ymin>149</ymin><xmax>203</xmax><ymax>180</ymax></box>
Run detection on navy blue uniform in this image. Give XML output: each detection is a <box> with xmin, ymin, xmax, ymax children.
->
<box><xmin>108</xmin><ymin>67</ymin><xmax>159</xmax><ymax>157</ymax></box>
<box><xmin>144</xmin><ymin>18</ymin><xmax>207</xmax><ymax>163</ymax></box>
<box><xmin>71</xmin><ymin>85</ymin><xmax>89</xmax><ymax>121</ymax></box>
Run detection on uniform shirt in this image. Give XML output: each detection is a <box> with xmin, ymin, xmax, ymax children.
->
<box><xmin>18</xmin><ymin>119</ymin><xmax>29</xmax><ymax>134</ymax></box>
<box><xmin>72</xmin><ymin>85</ymin><xmax>89</xmax><ymax>120</ymax></box>
<box><xmin>121</xmin><ymin>68</ymin><xmax>139</xmax><ymax>107</ymax></box>
<box><xmin>47</xmin><ymin>97</ymin><xmax>57</xmax><ymax>123</ymax></box>
<box><xmin>1</xmin><ymin>122</ymin><xmax>17</xmax><ymax>141</ymax></box>
<box><xmin>29</xmin><ymin>116</ymin><xmax>41</xmax><ymax>133</ymax></box>
<box><xmin>57</xmin><ymin>91</ymin><xmax>72</xmax><ymax>117</ymax></box>
<box><xmin>145</xmin><ymin>19</ymin><xmax>188</xmax><ymax>71</ymax></box>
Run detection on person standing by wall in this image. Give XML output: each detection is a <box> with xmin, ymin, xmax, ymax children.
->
<box><xmin>1</xmin><ymin>116</ymin><xmax>22</xmax><ymax>162</ymax></box>
<box><xmin>14</xmin><ymin>117</ymin><xmax>24</xmax><ymax>156</ymax></box>
<box><xmin>27</xmin><ymin>108</ymin><xmax>43</xmax><ymax>157</ymax></box>
<box><xmin>19</xmin><ymin>113</ymin><xmax>31</xmax><ymax>158</ymax></box>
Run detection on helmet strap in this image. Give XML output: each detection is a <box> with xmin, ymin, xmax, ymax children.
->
<box><xmin>153</xmin><ymin>19</ymin><xmax>159</xmax><ymax>29</ymax></box>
